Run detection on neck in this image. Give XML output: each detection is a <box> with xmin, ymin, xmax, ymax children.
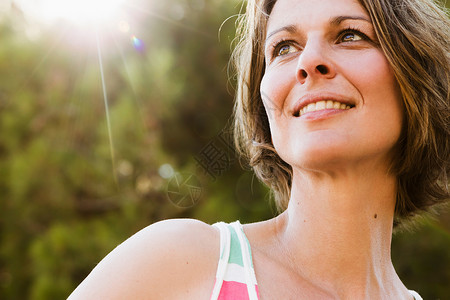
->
<box><xmin>275</xmin><ymin>164</ymin><xmax>406</xmax><ymax>298</ymax></box>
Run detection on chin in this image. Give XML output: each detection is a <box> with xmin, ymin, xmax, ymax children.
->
<box><xmin>276</xmin><ymin>132</ymin><xmax>350</xmax><ymax>164</ymax></box>
<box><xmin>289</xmin><ymin>151</ymin><xmax>349</xmax><ymax>173</ymax></box>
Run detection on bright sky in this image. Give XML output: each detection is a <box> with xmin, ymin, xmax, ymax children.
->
<box><xmin>13</xmin><ymin>0</ymin><xmax>126</xmax><ymax>26</ymax></box>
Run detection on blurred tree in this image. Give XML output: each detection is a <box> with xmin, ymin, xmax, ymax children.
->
<box><xmin>392</xmin><ymin>214</ymin><xmax>450</xmax><ymax>299</ymax></box>
<box><xmin>0</xmin><ymin>0</ymin><xmax>272</xmax><ymax>298</ymax></box>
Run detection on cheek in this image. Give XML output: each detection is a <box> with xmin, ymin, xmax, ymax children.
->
<box><xmin>350</xmin><ymin>51</ymin><xmax>401</xmax><ymax>104</ymax></box>
<box><xmin>260</xmin><ymin>73</ymin><xmax>278</xmax><ymax>136</ymax></box>
<box><xmin>348</xmin><ymin>52</ymin><xmax>404</xmax><ymax>144</ymax></box>
<box><xmin>260</xmin><ymin>71</ymin><xmax>287</xmax><ymax>142</ymax></box>
<box><xmin>260</xmin><ymin>65</ymin><xmax>294</xmax><ymax>118</ymax></box>
<box><xmin>260</xmin><ymin>73</ymin><xmax>295</xmax><ymax>161</ymax></box>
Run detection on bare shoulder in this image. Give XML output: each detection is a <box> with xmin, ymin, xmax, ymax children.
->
<box><xmin>69</xmin><ymin>219</ymin><xmax>219</xmax><ymax>300</ymax></box>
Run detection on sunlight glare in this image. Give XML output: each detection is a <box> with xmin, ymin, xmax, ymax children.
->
<box><xmin>16</xmin><ymin>0</ymin><xmax>126</xmax><ymax>26</ymax></box>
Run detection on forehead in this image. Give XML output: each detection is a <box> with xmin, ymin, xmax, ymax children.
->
<box><xmin>267</xmin><ymin>0</ymin><xmax>368</xmax><ymax>31</ymax></box>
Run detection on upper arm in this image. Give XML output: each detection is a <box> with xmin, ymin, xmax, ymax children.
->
<box><xmin>68</xmin><ymin>219</ymin><xmax>220</xmax><ymax>300</ymax></box>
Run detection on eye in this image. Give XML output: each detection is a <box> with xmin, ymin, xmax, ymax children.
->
<box><xmin>272</xmin><ymin>41</ymin><xmax>299</xmax><ymax>58</ymax></box>
<box><xmin>339</xmin><ymin>29</ymin><xmax>366</xmax><ymax>43</ymax></box>
<box><xmin>278</xmin><ymin>44</ymin><xmax>293</xmax><ymax>56</ymax></box>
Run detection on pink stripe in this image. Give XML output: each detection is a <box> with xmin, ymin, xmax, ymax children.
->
<box><xmin>216</xmin><ymin>280</ymin><xmax>259</xmax><ymax>300</ymax></box>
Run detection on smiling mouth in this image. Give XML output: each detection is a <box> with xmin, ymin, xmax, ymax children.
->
<box><xmin>293</xmin><ymin>100</ymin><xmax>355</xmax><ymax>117</ymax></box>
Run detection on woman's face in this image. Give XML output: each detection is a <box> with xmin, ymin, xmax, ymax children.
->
<box><xmin>260</xmin><ymin>0</ymin><xmax>404</xmax><ymax>172</ymax></box>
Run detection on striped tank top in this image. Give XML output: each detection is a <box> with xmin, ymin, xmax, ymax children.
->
<box><xmin>210</xmin><ymin>221</ymin><xmax>259</xmax><ymax>300</ymax></box>
<box><xmin>209</xmin><ymin>221</ymin><xmax>423</xmax><ymax>300</ymax></box>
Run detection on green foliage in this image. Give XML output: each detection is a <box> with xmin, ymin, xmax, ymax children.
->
<box><xmin>393</xmin><ymin>216</ymin><xmax>450</xmax><ymax>299</ymax></box>
<box><xmin>0</xmin><ymin>0</ymin><xmax>448</xmax><ymax>299</ymax></box>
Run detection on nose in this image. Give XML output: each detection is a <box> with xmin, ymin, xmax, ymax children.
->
<box><xmin>296</xmin><ymin>40</ymin><xmax>336</xmax><ymax>84</ymax></box>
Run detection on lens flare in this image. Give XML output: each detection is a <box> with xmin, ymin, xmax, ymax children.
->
<box><xmin>131</xmin><ymin>35</ymin><xmax>145</xmax><ymax>52</ymax></box>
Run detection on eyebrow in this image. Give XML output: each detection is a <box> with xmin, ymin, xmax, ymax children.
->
<box><xmin>265</xmin><ymin>15</ymin><xmax>371</xmax><ymax>44</ymax></box>
<box><xmin>265</xmin><ymin>24</ymin><xmax>298</xmax><ymax>44</ymax></box>
<box><xmin>329</xmin><ymin>15</ymin><xmax>371</xmax><ymax>26</ymax></box>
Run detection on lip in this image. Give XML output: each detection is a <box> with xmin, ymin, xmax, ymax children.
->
<box><xmin>291</xmin><ymin>92</ymin><xmax>355</xmax><ymax>117</ymax></box>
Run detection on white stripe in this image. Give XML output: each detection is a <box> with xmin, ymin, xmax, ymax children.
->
<box><xmin>222</xmin><ymin>262</ymin><xmax>247</xmax><ymax>283</ymax></box>
<box><xmin>232</xmin><ymin>221</ymin><xmax>259</xmax><ymax>300</ymax></box>
<box><xmin>409</xmin><ymin>290</ymin><xmax>423</xmax><ymax>300</ymax></box>
<box><xmin>210</xmin><ymin>222</ymin><xmax>231</xmax><ymax>300</ymax></box>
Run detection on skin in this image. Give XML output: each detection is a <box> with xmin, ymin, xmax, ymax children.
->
<box><xmin>68</xmin><ymin>219</ymin><xmax>219</xmax><ymax>299</ymax></box>
<box><xmin>69</xmin><ymin>0</ymin><xmax>415</xmax><ymax>299</ymax></box>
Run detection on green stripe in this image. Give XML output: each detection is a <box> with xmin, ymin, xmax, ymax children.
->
<box><xmin>227</xmin><ymin>224</ymin><xmax>244</xmax><ymax>267</ymax></box>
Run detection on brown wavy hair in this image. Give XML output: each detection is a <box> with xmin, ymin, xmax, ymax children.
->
<box><xmin>232</xmin><ymin>0</ymin><xmax>450</xmax><ymax>224</ymax></box>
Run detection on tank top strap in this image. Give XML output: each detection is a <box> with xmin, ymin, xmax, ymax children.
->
<box><xmin>408</xmin><ymin>290</ymin><xmax>423</xmax><ymax>300</ymax></box>
<box><xmin>210</xmin><ymin>221</ymin><xmax>259</xmax><ymax>300</ymax></box>
<box><xmin>210</xmin><ymin>221</ymin><xmax>231</xmax><ymax>297</ymax></box>
<box><xmin>230</xmin><ymin>221</ymin><xmax>258</xmax><ymax>299</ymax></box>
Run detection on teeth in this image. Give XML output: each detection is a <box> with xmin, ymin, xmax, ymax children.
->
<box><xmin>305</xmin><ymin>103</ymin><xmax>316</xmax><ymax>112</ymax></box>
<box><xmin>315</xmin><ymin>101</ymin><xmax>326</xmax><ymax>110</ymax></box>
<box><xmin>298</xmin><ymin>100</ymin><xmax>352</xmax><ymax>116</ymax></box>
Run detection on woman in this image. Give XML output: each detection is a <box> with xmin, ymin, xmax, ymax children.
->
<box><xmin>69</xmin><ymin>0</ymin><xmax>449</xmax><ymax>299</ymax></box>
